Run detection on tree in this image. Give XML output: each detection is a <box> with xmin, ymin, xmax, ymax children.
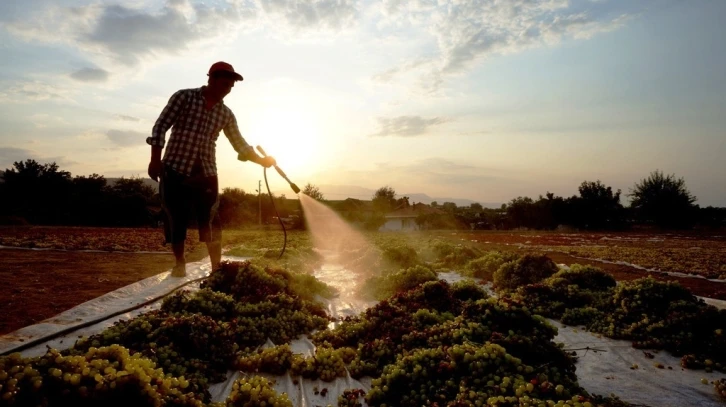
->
<box><xmin>395</xmin><ymin>195</ymin><xmax>410</xmax><ymax>209</ymax></box>
<box><xmin>568</xmin><ymin>180</ymin><xmax>625</xmax><ymax>230</ymax></box>
<box><xmin>442</xmin><ymin>202</ymin><xmax>457</xmax><ymax>213</ymax></box>
<box><xmin>70</xmin><ymin>174</ymin><xmax>108</xmax><ymax>225</ymax></box>
<box><xmin>104</xmin><ymin>177</ymin><xmax>156</xmax><ymax>226</ymax></box>
<box><xmin>1</xmin><ymin>159</ymin><xmax>72</xmax><ymax>224</ymax></box>
<box><xmin>629</xmin><ymin>170</ymin><xmax>698</xmax><ymax>229</ymax></box>
<box><xmin>302</xmin><ymin>183</ymin><xmax>325</xmax><ymax>201</ymax></box>
<box><xmin>107</xmin><ymin>177</ymin><xmax>155</xmax><ymax>200</ymax></box>
<box><xmin>372</xmin><ymin>186</ymin><xmax>397</xmax><ymax>213</ymax></box>
<box><xmin>218</xmin><ymin>188</ymin><xmax>257</xmax><ymax>228</ymax></box>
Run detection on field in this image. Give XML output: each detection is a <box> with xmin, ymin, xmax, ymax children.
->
<box><xmin>2</xmin><ymin>226</ymin><xmax>726</xmax><ymax>406</ymax></box>
<box><xmin>1</xmin><ymin>227</ymin><xmax>725</xmax><ymax>335</ymax></box>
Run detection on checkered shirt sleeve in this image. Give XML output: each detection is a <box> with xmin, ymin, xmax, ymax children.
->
<box><xmin>148</xmin><ymin>89</ymin><xmax>187</xmax><ymax>148</ymax></box>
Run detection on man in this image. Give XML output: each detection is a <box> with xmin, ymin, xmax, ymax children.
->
<box><xmin>147</xmin><ymin>61</ymin><xmax>275</xmax><ymax>277</ymax></box>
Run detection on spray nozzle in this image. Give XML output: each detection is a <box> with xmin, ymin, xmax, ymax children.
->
<box><xmin>256</xmin><ymin>145</ymin><xmax>301</xmax><ymax>194</ymax></box>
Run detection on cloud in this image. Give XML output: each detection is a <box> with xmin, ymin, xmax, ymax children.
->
<box><xmin>0</xmin><ymin>147</ymin><xmax>77</xmax><ymax>171</ymax></box>
<box><xmin>371</xmin><ymin>58</ymin><xmax>431</xmax><ymax>84</ymax></box>
<box><xmin>27</xmin><ymin>113</ymin><xmax>69</xmax><ymax>129</ymax></box>
<box><xmin>370</xmin><ymin>115</ymin><xmax>452</xmax><ymax>137</ymax></box>
<box><xmin>106</xmin><ymin>129</ymin><xmax>146</xmax><ymax>147</ymax></box>
<box><xmin>70</xmin><ymin>67</ymin><xmax>109</xmax><ymax>82</ymax></box>
<box><xmin>259</xmin><ymin>0</ymin><xmax>358</xmax><ymax>32</ymax></box>
<box><xmin>0</xmin><ymin>147</ymin><xmax>35</xmax><ymax>164</ymax></box>
<box><xmin>4</xmin><ymin>1</ymin><xmax>256</xmax><ymax>67</ymax></box>
<box><xmin>4</xmin><ymin>0</ymin><xmax>358</xmax><ymax>68</ymax></box>
<box><xmin>373</xmin><ymin>0</ymin><xmax>632</xmax><ymax>93</ymax></box>
<box><xmin>115</xmin><ymin>114</ymin><xmax>141</xmax><ymax>122</ymax></box>
<box><xmin>0</xmin><ymin>81</ymin><xmax>73</xmax><ymax>103</ymax></box>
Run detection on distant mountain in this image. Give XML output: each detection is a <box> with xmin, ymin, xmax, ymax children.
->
<box><xmin>401</xmin><ymin>193</ymin><xmax>501</xmax><ymax>209</ymax></box>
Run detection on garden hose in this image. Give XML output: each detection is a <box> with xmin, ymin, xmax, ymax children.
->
<box><xmin>256</xmin><ymin>145</ymin><xmax>301</xmax><ymax>260</ymax></box>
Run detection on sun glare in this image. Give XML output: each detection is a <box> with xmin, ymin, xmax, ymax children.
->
<box><xmin>249</xmin><ymin>102</ymin><xmax>321</xmax><ymax>176</ymax></box>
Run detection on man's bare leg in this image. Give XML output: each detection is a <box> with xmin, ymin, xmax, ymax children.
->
<box><xmin>172</xmin><ymin>242</ymin><xmax>186</xmax><ymax>276</ymax></box>
<box><xmin>207</xmin><ymin>241</ymin><xmax>222</xmax><ymax>271</ymax></box>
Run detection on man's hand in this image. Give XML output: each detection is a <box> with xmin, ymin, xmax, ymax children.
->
<box><xmin>260</xmin><ymin>156</ymin><xmax>276</xmax><ymax>168</ymax></box>
<box><xmin>148</xmin><ymin>160</ymin><xmax>162</xmax><ymax>182</ymax></box>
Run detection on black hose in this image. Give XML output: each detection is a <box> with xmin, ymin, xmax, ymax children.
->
<box><xmin>263</xmin><ymin>167</ymin><xmax>288</xmax><ymax>260</ymax></box>
<box><xmin>0</xmin><ymin>275</ymin><xmax>207</xmax><ymax>356</ymax></box>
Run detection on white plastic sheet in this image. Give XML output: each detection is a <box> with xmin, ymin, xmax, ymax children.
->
<box><xmin>1</xmin><ymin>256</ymin><xmax>725</xmax><ymax>407</ymax></box>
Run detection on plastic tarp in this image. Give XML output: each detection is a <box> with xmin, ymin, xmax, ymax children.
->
<box><xmin>1</xmin><ymin>256</ymin><xmax>725</xmax><ymax>407</ymax></box>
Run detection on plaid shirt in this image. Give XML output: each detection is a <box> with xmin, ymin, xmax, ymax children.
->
<box><xmin>147</xmin><ymin>87</ymin><xmax>254</xmax><ymax>177</ymax></box>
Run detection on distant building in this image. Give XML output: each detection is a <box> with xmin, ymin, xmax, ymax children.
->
<box><xmin>380</xmin><ymin>202</ymin><xmax>446</xmax><ymax>231</ymax></box>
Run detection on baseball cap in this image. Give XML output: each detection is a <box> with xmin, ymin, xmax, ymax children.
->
<box><xmin>208</xmin><ymin>61</ymin><xmax>243</xmax><ymax>81</ymax></box>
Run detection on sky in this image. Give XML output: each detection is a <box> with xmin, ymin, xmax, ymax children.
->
<box><xmin>0</xmin><ymin>0</ymin><xmax>724</xmax><ymax>206</ymax></box>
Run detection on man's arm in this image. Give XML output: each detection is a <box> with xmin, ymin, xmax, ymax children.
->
<box><xmin>223</xmin><ymin>113</ymin><xmax>275</xmax><ymax>167</ymax></box>
<box><xmin>147</xmin><ymin>90</ymin><xmax>187</xmax><ymax>181</ymax></box>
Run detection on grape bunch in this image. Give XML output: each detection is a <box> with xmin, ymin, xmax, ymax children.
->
<box><xmin>201</xmin><ymin>261</ymin><xmax>334</xmax><ymax>306</ymax></box>
<box><xmin>347</xmin><ymin>338</ymin><xmax>398</xmax><ymax>379</ymax></box>
<box><xmin>449</xmin><ymin>279</ymin><xmax>489</xmax><ymax>303</ymax></box>
<box><xmin>223</xmin><ymin>376</ymin><xmax>292</xmax><ymax>407</ymax></box>
<box><xmin>235</xmin><ymin>345</ymin><xmax>295</xmax><ymax>376</ymax></box>
<box><xmin>161</xmin><ymin>288</ymin><xmax>237</xmax><ymax>319</ymax></box>
<box><xmin>493</xmin><ymin>254</ymin><xmax>560</xmax><ymax>293</ymax></box>
<box><xmin>462</xmin><ymin>251</ymin><xmax>520</xmax><ymax>281</ymax></box>
<box><xmin>0</xmin><ymin>345</ymin><xmax>205</xmax><ymax>407</ymax></box>
<box><xmin>290</xmin><ymin>346</ymin><xmax>353</xmax><ymax>382</ymax></box>
<box><xmin>715</xmin><ymin>378</ymin><xmax>726</xmax><ymax>400</ymax></box>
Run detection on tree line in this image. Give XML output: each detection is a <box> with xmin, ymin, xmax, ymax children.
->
<box><xmin>0</xmin><ymin>159</ymin><xmax>724</xmax><ymax>230</ymax></box>
<box><xmin>0</xmin><ymin>159</ymin><xmax>294</xmax><ymax>228</ymax></box>
<box><xmin>316</xmin><ymin>173</ymin><xmax>725</xmax><ymax>231</ymax></box>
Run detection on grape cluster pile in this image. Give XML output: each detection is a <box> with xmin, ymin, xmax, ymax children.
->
<box><xmin>425</xmin><ymin>240</ymin><xmax>482</xmax><ymax>269</ymax></box>
<box><xmin>161</xmin><ymin>288</ymin><xmax>237</xmax><ymax>319</ymax></box>
<box><xmin>71</xmin><ymin>312</ymin><xmax>238</xmax><ymax>387</ymax></box>
<box><xmin>307</xmin><ymin>279</ymin><xmax>616</xmax><ymax>406</ymax></box>
<box><xmin>0</xmin><ymin>345</ymin><xmax>205</xmax><ymax>407</ymax></box>
<box><xmin>365</xmin><ymin>342</ymin><xmax>586</xmax><ymax>407</ymax></box>
<box><xmin>39</xmin><ymin>260</ymin><xmax>334</xmax><ymax>403</ymax></box>
<box><xmin>381</xmin><ymin>244</ymin><xmax>420</xmax><ymax>270</ymax></box>
<box><xmin>315</xmin><ymin>281</ymin><xmax>469</xmax><ymax>349</ymax></box>
<box><xmin>494</xmin><ymin>254</ymin><xmax>560</xmax><ymax>293</ymax></box>
<box><xmin>1</xmin><ymin>255</ymin><xmax>650</xmax><ymax>407</ymax></box>
<box><xmin>449</xmin><ymin>279</ymin><xmax>489</xmax><ymax>302</ymax></box>
<box><xmin>361</xmin><ymin>265</ymin><xmax>439</xmax><ymax>300</ymax></box>
<box><xmin>508</xmin><ymin>262</ymin><xmax>726</xmax><ymax>373</ymax></box>
<box><xmin>462</xmin><ymin>251</ymin><xmax>521</xmax><ymax>281</ymax></box>
<box><xmin>222</xmin><ymin>376</ymin><xmax>292</xmax><ymax>407</ymax></box>
<box><xmin>289</xmin><ymin>346</ymin><xmax>354</xmax><ymax>382</ymax></box>
<box><xmin>235</xmin><ymin>345</ymin><xmax>295</xmax><ymax>376</ymax></box>
<box><xmin>715</xmin><ymin>378</ymin><xmax>726</xmax><ymax>400</ymax></box>
<box><xmin>234</xmin><ymin>343</ymin><xmax>357</xmax><ymax>383</ymax></box>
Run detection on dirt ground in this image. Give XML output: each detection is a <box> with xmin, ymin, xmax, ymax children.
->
<box><xmin>0</xmin><ymin>247</ymin><xmax>206</xmax><ymax>335</ymax></box>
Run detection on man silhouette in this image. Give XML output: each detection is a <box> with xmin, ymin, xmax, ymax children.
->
<box><xmin>147</xmin><ymin>61</ymin><xmax>275</xmax><ymax>277</ymax></box>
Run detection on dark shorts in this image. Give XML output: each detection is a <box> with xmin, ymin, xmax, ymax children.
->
<box><xmin>160</xmin><ymin>163</ymin><xmax>221</xmax><ymax>244</ymax></box>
